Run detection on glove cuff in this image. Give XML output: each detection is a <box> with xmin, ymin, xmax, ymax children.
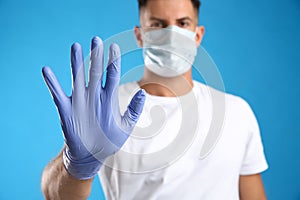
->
<box><xmin>63</xmin><ymin>148</ymin><xmax>102</xmax><ymax>180</ymax></box>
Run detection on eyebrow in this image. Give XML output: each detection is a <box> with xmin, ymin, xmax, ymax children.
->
<box><xmin>176</xmin><ymin>17</ymin><xmax>193</xmax><ymax>22</ymax></box>
<box><xmin>149</xmin><ymin>17</ymin><xmax>167</xmax><ymax>23</ymax></box>
<box><xmin>149</xmin><ymin>16</ymin><xmax>194</xmax><ymax>23</ymax></box>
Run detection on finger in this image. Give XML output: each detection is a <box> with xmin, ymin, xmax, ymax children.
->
<box><xmin>42</xmin><ymin>66</ymin><xmax>69</xmax><ymax>112</ymax></box>
<box><xmin>122</xmin><ymin>89</ymin><xmax>146</xmax><ymax>128</ymax></box>
<box><xmin>104</xmin><ymin>43</ymin><xmax>121</xmax><ymax>94</ymax></box>
<box><xmin>71</xmin><ymin>42</ymin><xmax>86</xmax><ymax>92</ymax></box>
<box><xmin>88</xmin><ymin>36</ymin><xmax>104</xmax><ymax>91</ymax></box>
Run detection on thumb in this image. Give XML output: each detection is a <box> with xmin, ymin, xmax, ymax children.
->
<box><xmin>123</xmin><ymin>89</ymin><xmax>146</xmax><ymax>126</ymax></box>
<box><xmin>42</xmin><ymin>66</ymin><xmax>69</xmax><ymax>113</ymax></box>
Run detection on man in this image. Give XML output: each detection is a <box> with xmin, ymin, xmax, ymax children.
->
<box><xmin>41</xmin><ymin>0</ymin><xmax>268</xmax><ymax>199</ymax></box>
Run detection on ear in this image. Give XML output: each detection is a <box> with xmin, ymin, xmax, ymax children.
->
<box><xmin>195</xmin><ymin>25</ymin><xmax>205</xmax><ymax>47</ymax></box>
<box><xmin>134</xmin><ymin>26</ymin><xmax>143</xmax><ymax>47</ymax></box>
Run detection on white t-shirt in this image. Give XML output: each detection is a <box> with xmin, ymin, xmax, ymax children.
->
<box><xmin>98</xmin><ymin>80</ymin><xmax>268</xmax><ymax>200</ymax></box>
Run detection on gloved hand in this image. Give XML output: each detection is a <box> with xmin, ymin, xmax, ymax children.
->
<box><xmin>42</xmin><ymin>36</ymin><xmax>146</xmax><ymax>180</ymax></box>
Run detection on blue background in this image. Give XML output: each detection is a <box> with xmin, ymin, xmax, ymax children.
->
<box><xmin>0</xmin><ymin>0</ymin><xmax>299</xmax><ymax>199</ymax></box>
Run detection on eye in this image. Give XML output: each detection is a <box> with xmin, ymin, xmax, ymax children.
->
<box><xmin>150</xmin><ymin>21</ymin><xmax>164</xmax><ymax>28</ymax></box>
<box><xmin>178</xmin><ymin>20</ymin><xmax>190</xmax><ymax>28</ymax></box>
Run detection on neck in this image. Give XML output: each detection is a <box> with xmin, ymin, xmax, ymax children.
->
<box><xmin>138</xmin><ymin>68</ymin><xmax>194</xmax><ymax>97</ymax></box>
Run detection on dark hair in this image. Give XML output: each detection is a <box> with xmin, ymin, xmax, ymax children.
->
<box><xmin>138</xmin><ymin>0</ymin><xmax>201</xmax><ymax>14</ymax></box>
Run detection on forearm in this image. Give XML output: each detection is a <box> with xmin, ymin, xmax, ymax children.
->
<box><xmin>41</xmin><ymin>148</ymin><xmax>93</xmax><ymax>200</ymax></box>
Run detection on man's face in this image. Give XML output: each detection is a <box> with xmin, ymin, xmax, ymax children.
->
<box><xmin>135</xmin><ymin>0</ymin><xmax>204</xmax><ymax>47</ymax></box>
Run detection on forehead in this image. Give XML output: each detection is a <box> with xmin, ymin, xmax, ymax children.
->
<box><xmin>140</xmin><ymin>0</ymin><xmax>197</xmax><ymax>21</ymax></box>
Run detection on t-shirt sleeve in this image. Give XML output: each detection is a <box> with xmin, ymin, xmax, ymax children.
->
<box><xmin>239</xmin><ymin>99</ymin><xmax>268</xmax><ymax>175</ymax></box>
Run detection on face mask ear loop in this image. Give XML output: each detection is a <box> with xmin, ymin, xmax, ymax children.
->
<box><xmin>139</xmin><ymin>26</ymin><xmax>147</xmax><ymax>47</ymax></box>
<box><xmin>193</xmin><ymin>27</ymin><xmax>198</xmax><ymax>41</ymax></box>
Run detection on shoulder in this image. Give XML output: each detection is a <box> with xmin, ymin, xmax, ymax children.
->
<box><xmin>193</xmin><ymin>80</ymin><xmax>256</xmax><ymax>123</ymax></box>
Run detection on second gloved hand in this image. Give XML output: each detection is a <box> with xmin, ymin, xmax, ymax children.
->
<box><xmin>42</xmin><ymin>36</ymin><xmax>146</xmax><ymax>180</ymax></box>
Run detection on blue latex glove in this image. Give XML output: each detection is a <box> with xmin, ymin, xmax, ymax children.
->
<box><xmin>42</xmin><ymin>36</ymin><xmax>146</xmax><ymax>180</ymax></box>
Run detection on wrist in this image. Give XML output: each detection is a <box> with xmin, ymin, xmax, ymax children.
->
<box><xmin>62</xmin><ymin>148</ymin><xmax>102</xmax><ymax>180</ymax></box>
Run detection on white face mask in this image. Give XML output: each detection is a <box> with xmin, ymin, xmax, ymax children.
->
<box><xmin>142</xmin><ymin>25</ymin><xmax>197</xmax><ymax>77</ymax></box>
